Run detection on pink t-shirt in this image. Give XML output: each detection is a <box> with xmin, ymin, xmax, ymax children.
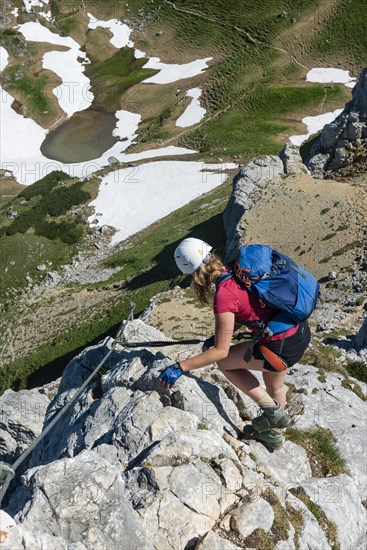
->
<box><xmin>214</xmin><ymin>276</ymin><xmax>299</xmax><ymax>342</ymax></box>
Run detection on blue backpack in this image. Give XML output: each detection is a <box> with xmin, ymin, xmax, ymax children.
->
<box><xmin>218</xmin><ymin>244</ymin><xmax>320</xmax><ymax>336</ymax></box>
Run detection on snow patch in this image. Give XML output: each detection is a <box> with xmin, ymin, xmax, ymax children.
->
<box><xmin>11</xmin><ymin>7</ymin><xmax>19</xmax><ymax>17</ymax></box>
<box><xmin>18</xmin><ymin>21</ymin><xmax>78</xmax><ymax>49</ymax></box>
<box><xmin>2</xmin><ymin>18</ymin><xmax>212</xmax><ymax>185</ymax></box>
<box><xmin>87</xmin><ymin>13</ymin><xmax>133</xmax><ymax>49</ymax></box>
<box><xmin>289</xmin><ymin>109</ymin><xmax>343</xmax><ymax>146</ymax></box>
<box><xmin>88</xmin><ymin>161</ymin><xmax>236</xmax><ymax>244</ymax></box>
<box><xmin>134</xmin><ymin>49</ymin><xmax>146</xmax><ymax>59</ymax></box>
<box><xmin>142</xmin><ymin>57</ymin><xmax>213</xmax><ymax>84</ymax></box>
<box><xmin>113</xmin><ymin>110</ymin><xmax>142</xmax><ymax>140</ymax></box>
<box><xmin>42</xmin><ymin>49</ymin><xmax>93</xmax><ymax>116</ymax></box>
<box><xmin>0</xmin><ymin>87</ymin><xmax>196</xmax><ymax>185</ymax></box>
<box><xmin>176</xmin><ymin>87</ymin><xmax>206</xmax><ymax>127</ymax></box>
<box><xmin>307</xmin><ymin>68</ymin><xmax>356</xmax><ymax>89</ymax></box>
<box><xmin>0</xmin><ymin>87</ymin><xmax>48</xmax><ymax>182</ymax></box>
<box><xmin>23</xmin><ymin>0</ymin><xmax>49</xmax><ymax>12</ymax></box>
<box><xmin>23</xmin><ymin>0</ymin><xmax>51</xmax><ymax>21</ymax></box>
<box><xmin>0</xmin><ymin>47</ymin><xmax>9</xmax><ymax>72</ymax></box>
<box><xmin>290</xmin><ymin>67</ymin><xmax>357</xmax><ymax>144</ymax></box>
<box><xmin>86</xmin><ymin>13</ymin><xmax>211</xmax><ymax>87</ymax></box>
<box><xmin>17</xmin><ymin>22</ymin><xmax>93</xmax><ymax>116</ymax></box>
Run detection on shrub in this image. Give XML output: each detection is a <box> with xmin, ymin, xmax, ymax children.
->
<box><xmin>346</xmin><ymin>360</ymin><xmax>367</xmax><ymax>384</ymax></box>
<box><xmin>34</xmin><ymin>220</ymin><xmax>84</xmax><ymax>244</ymax></box>
<box><xmin>19</xmin><ymin>171</ymin><xmax>70</xmax><ymax>200</ymax></box>
<box><xmin>46</xmin><ymin>183</ymin><xmax>90</xmax><ymax>217</ymax></box>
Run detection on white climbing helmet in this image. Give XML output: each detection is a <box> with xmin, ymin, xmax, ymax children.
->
<box><xmin>174</xmin><ymin>238</ymin><xmax>212</xmax><ymax>274</ymax></box>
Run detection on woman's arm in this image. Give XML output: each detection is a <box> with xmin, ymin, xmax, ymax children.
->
<box><xmin>180</xmin><ymin>312</ymin><xmax>235</xmax><ymax>372</ymax></box>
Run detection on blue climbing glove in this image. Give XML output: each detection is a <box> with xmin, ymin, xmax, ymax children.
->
<box><xmin>159</xmin><ymin>362</ymin><xmax>183</xmax><ymax>387</ymax></box>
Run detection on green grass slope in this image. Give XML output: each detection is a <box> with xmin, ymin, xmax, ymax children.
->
<box><xmin>0</xmin><ymin>181</ymin><xmax>231</xmax><ymax>393</ymax></box>
<box><xmin>0</xmin><ymin>171</ymin><xmax>91</xmax><ymax>303</ymax></box>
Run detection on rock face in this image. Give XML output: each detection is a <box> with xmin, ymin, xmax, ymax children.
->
<box><xmin>0</xmin><ymin>389</ymin><xmax>49</xmax><ymax>471</ymax></box>
<box><xmin>280</xmin><ymin>143</ymin><xmax>309</xmax><ymax>176</ymax></box>
<box><xmin>354</xmin><ymin>316</ymin><xmax>367</xmax><ymax>351</ymax></box>
<box><xmin>223</xmin><ymin>155</ymin><xmax>284</xmax><ymax>262</ymax></box>
<box><xmin>1</xmin><ymin>320</ymin><xmax>366</xmax><ymax>550</ymax></box>
<box><xmin>307</xmin><ymin>68</ymin><xmax>367</xmax><ymax>178</ymax></box>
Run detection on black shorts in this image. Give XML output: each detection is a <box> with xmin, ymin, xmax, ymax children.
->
<box><xmin>253</xmin><ymin>321</ymin><xmax>311</xmax><ymax>372</ymax></box>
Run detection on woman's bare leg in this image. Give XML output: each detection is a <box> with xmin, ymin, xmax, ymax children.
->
<box><xmin>217</xmin><ymin>342</ymin><xmax>276</xmax><ymax>403</ymax></box>
<box><xmin>262</xmin><ymin>370</ymin><xmax>288</xmax><ymax>408</ymax></box>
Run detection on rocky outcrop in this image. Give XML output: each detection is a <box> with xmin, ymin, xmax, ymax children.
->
<box><xmin>355</xmin><ymin>316</ymin><xmax>367</xmax><ymax>351</ymax></box>
<box><xmin>223</xmin><ymin>156</ymin><xmax>284</xmax><ymax>262</ymax></box>
<box><xmin>307</xmin><ymin>68</ymin><xmax>367</xmax><ymax>178</ymax></box>
<box><xmin>280</xmin><ymin>143</ymin><xmax>309</xmax><ymax>176</ymax></box>
<box><xmin>1</xmin><ymin>321</ymin><xmax>366</xmax><ymax>550</ymax></box>
<box><xmin>0</xmin><ymin>389</ymin><xmax>49</xmax><ymax>473</ymax></box>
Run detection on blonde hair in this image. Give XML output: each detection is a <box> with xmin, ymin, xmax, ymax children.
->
<box><xmin>191</xmin><ymin>254</ymin><xmax>225</xmax><ymax>306</ymax></box>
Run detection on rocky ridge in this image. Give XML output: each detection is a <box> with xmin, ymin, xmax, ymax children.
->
<box><xmin>307</xmin><ymin>68</ymin><xmax>367</xmax><ymax>178</ymax></box>
<box><xmin>0</xmin><ymin>320</ymin><xmax>366</xmax><ymax>550</ymax></box>
<box><xmin>222</xmin><ymin>144</ymin><xmax>366</xmax><ymax>365</ymax></box>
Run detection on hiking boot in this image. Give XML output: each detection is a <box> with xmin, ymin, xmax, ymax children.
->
<box><xmin>252</xmin><ymin>400</ymin><xmax>290</xmax><ymax>433</ymax></box>
<box><xmin>240</xmin><ymin>425</ymin><xmax>285</xmax><ymax>450</ymax></box>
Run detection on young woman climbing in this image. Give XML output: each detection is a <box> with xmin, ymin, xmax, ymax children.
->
<box><xmin>158</xmin><ymin>237</ymin><xmax>311</xmax><ymax>450</ymax></box>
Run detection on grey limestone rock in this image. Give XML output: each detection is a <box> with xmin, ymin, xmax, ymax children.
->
<box><xmin>10</xmin><ymin>450</ymin><xmax>150</xmax><ymax>550</ymax></box>
<box><xmin>280</xmin><ymin>143</ymin><xmax>310</xmax><ymax>176</ymax></box>
<box><xmin>307</xmin><ymin>152</ymin><xmax>331</xmax><ymax>179</ymax></box>
<box><xmin>230</xmin><ymin>496</ymin><xmax>274</xmax><ymax>539</ymax></box>
<box><xmin>302</xmin><ymin>474</ymin><xmax>366</xmax><ymax>550</ymax></box>
<box><xmin>307</xmin><ymin>67</ymin><xmax>367</xmax><ymax>176</ymax></box>
<box><xmin>0</xmin><ymin>389</ymin><xmax>49</xmax><ymax>466</ymax></box>
<box><xmin>223</xmin><ymin>155</ymin><xmax>284</xmax><ymax>262</ymax></box>
<box><xmin>1</xmin><ymin>528</ymin><xmax>68</xmax><ymax>550</ymax></box>
<box><xmin>1</xmin><ymin>320</ymin><xmax>366</xmax><ymax>550</ymax></box>
<box><xmin>196</xmin><ymin>530</ymin><xmax>242</xmax><ymax>549</ymax></box>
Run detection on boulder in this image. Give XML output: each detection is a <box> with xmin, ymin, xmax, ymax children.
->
<box><xmin>9</xmin><ymin>451</ymin><xmax>151</xmax><ymax>550</ymax></box>
<box><xmin>302</xmin><ymin>475</ymin><xmax>366</xmax><ymax>550</ymax></box>
<box><xmin>196</xmin><ymin>531</ymin><xmax>242</xmax><ymax>549</ymax></box>
<box><xmin>0</xmin><ymin>389</ymin><xmax>49</xmax><ymax>467</ymax></box>
<box><xmin>307</xmin><ymin>152</ymin><xmax>330</xmax><ymax>179</ymax></box>
<box><xmin>287</xmin><ymin>364</ymin><xmax>367</xmax><ymax>502</ymax></box>
<box><xmin>230</xmin><ymin>496</ymin><xmax>274</xmax><ymax>539</ymax></box>
<box><xmin>107</xmin><ymin>156</ymin><xmax>119</xmax><ymax>165</ymax></box>
<box><xmin>280</xmin><ymin>143</ymin><xmax>309</xmax><ymax>176</ymax></box>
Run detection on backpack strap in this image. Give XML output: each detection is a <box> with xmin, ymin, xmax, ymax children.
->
<box><xmin>216</xmin><ymin>271</ymin><xmax>270</xmax><ymax>331</ymax></box>
<box><xmin>215</xmin><ymin>271</ymin><xmax>233</xmax><ymax>286</ymax></box>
